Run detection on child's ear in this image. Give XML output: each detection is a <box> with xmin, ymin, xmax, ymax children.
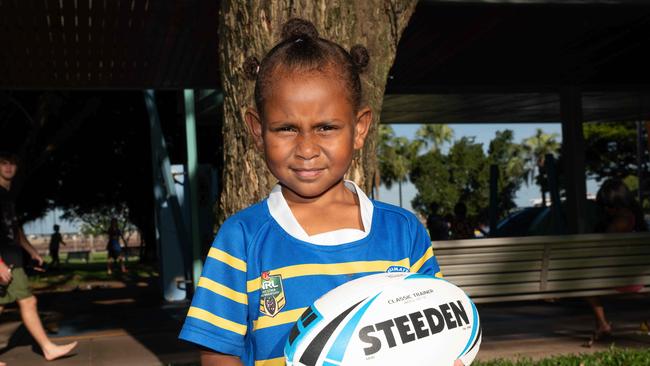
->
<box><xmin>353</xmin><ymin>107</ymin><xmax>373</xmax><ymax>150</ymax></box>
<box><xmin>244</xmin><ymin>107</ymin><xmax>264</xmax><ymax>151</ymax></box>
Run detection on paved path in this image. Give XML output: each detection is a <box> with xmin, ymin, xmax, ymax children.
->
<box><xmin>1</xmin><ymin>283</ymin><xmax>648</xmax><ymax>365</ymax></box>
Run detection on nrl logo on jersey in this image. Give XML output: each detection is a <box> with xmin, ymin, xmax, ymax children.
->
<box><xmin>259</xmin><ymin>271</ymin><xmax>286</xmax><ymax>317</ymax></box>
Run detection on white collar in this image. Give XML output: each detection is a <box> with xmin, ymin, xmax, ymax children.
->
<box><xmin>267</xmin><ymin>180</ymin><xmax>373</xmax><ymax>245</ymax></box>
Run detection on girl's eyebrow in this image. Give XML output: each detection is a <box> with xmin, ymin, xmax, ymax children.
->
<box><xmin>314</xmin><ymin>119</ymin><xmax>344</xmax><ymax>126</ymax></box>
<box><xmin>267</xmin><ymin>120</ymin><xmax>297</xmax><ymax>126</ymax></box>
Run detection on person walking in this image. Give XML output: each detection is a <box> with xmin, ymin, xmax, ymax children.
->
<box><xmin>0</xmin><ymin>152</ymin><xmax>77</xmax><ymax>362</ymax></box>
<box><xmin>106</xmin><ymin>218</ymin><xmax>127</xmax><ymax>274</ymax></box>
<box><xmin>48</xmin><ymin>224</ymin><xmax>66</xmax><ymax>270</ymax></box>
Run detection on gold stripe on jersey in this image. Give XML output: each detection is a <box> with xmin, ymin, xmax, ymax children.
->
<box><xmin>187</xmin><ymin>306</ymin><xmax>247</xmax><ymax>336</ymax></box>
<box><xmin>208</xmin><ymin>247</ymin><xmax>247</xmax><ymax>272</ymax></box>
<box><xmin>253</xmin><ymin>307</ymin><xmax>308</xmax><ymax>331</ymax></box>
<box><xmin>197</xmin><ymin>277</ymin><xmax>248</xmax><ymax>305</ymax></box>
<box><xmin>410</xmin><ymin>246</ymin><xmax>434</xmax><ymax>273</ymax></box>
<box><xmin>246</xmin><ymin>258</ymin><xmax>411</xmax><ymax>293</ymax></box>
<box><xmin>254</xmin><ymin>356</ymin><xmax>285</xmax><ymax>366</ymax></box>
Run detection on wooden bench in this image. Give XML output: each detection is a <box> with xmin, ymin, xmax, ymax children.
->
<box><xmin>65</xmin><ymin>250</ymin><xmax>91</xmax><ymax>263</ymax></box>
<box><xmin>435</xmin><ymin>232</ymin><xmax>650</xmax><ymax>303</ymax></box>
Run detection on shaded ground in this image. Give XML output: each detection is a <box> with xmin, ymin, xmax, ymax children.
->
<box><xmin>476</xmin><ymin>294</ymin><xmax>650</xmax><ymax>362</ymax></box>
<box><xmin>0</xmin><ymin>257</ymin><xmax>198</xmax><ymax>365</ymax></box>
<box><xmin>0</xmin><ymin>256</ymin><xmax>648</xmax><ymax>365</ymax></box>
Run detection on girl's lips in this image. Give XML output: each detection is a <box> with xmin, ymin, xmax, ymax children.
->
<box><xmin>292</xmin><ymin>168</ymin><xmax>324</xmax><ymax>179</ymax></box>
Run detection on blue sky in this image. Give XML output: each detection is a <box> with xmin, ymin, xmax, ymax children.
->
<box><xmin>378</xmin><ymin>123</ymin><xmax>599</xmax><ymax>212</ymax></box>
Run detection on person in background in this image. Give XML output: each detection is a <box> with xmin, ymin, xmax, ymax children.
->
<box><xmin>48</xmin><ymin>224</ymin><xmax>66</xmax><ymax>269</ymax></box>
<box><xmin>106</xmin><ymin>218</ymin><xmax>127</xmax><ymax>274</ymax></box>
<box><xmin>450</xmin><ymin>202</ymin><xmax>475</xmax><ymax>240</ymax></box>
<box><xmin>426</xmin><ymin>202</ymin><xmax>449</xmax><ymax>241</ymax></box>
<box><xmin>585</xmin><ymin>178</ymin><xmax>648</xmax><ymax>344</ymax></box>
<box><xmin>0</xmin><ymin>152</ymin><xmax>77</xmax><ymax>362</ymax></box>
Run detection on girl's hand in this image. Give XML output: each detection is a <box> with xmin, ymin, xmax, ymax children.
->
<box><xmin>454</xmin><ymin>360</ymin><xmax>465</xmax><ymax>366</ymax></box>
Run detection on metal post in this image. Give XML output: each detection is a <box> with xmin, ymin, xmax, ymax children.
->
<box><xmin>637</xmin><ymin>121</ymin><xmax>644</xmax><ymax>205</ymax></box>
<box><xmin>145</xmin><ymin>90</ymin><xmax>192</xmax><ymax>301</ymax></box>
<box><xmin>489</xmin><ymin>164</ymin><xmax>498</xmax><ymax>235</ymax></box>
<box><xmin>184</xmin><ymin>89</ymin><xmax>202</xmax><ymax>289</ymax></box>
<box><xmin>560</xmin><ymin>86</ymin><xmax>588</xmax><ymax>234</ymax></box>
<box><xmin>546</xmin><ymin>154</ymin><xmax>563</xmax><ymax>235</ymax></box>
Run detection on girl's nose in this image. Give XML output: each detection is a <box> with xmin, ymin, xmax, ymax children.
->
<box><xmin>295</xmin><ymin>133</ymin><xmax>320</xmax><ymax>160</ymax></box>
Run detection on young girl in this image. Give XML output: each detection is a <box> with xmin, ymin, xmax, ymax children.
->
<box><xmin>179</xmin><ymin>19</ymin><xmax>443</xmax><ymax>366</ymax></box>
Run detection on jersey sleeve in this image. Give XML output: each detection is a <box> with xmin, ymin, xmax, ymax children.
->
<box><xmin>179</xmin><ymin>218</ymin><xmax>249</xmax><ymax>357</ymax></box>
<box><xmin>409</xmin><ymin>217</ymin><xmax>443</xmax><ymax>278</ymax></box>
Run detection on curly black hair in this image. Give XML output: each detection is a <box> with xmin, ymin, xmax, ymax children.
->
<box><xmin>243</xmin><ymin>18</ymin><xmax>370</xmax><ymax>116</ymax></box>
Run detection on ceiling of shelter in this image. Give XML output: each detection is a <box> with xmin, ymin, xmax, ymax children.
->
<box><xmin>1</xmin><ymin>1</ymin><xmax>649</xmax><ymax>123</ymax></box>
<box><xmin>382</xmin><ymin>1</ymin><xmax>650</xmax><ymax>122</ymax></box>
<box><xmin>0</xmin><ymin>0</ymin><xmax>218</xmax><ymax>89</ymax></box>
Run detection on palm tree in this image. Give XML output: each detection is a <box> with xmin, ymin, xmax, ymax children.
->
<box><xmin>522</xmin><ymin>129</ymin><xmax>561</xmax><ymax>207</ymax></box>
<box><xmin>378</xmin><ymin>125</ymin><xmax>421</xmax><ymax>207</ymax></box>
<box><xmin>416</xmin><ymin>124</ymin><xmax>454</xmax><ymax>152</ymax></box>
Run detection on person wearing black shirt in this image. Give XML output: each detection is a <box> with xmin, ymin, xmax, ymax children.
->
<box><xmin>0</xmin><ymin>152</ymin><xmax>77</xmax><ymax>361</ymax></box>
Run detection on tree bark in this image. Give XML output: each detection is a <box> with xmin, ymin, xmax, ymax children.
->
<box><xmin>218</xmin><ymin>0</ymin><xmax>418</xmax><ymax>224</ymax></box>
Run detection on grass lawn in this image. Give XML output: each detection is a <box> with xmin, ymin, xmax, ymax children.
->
<box><xmin>169</xmin><ymin>347</ymin><xmax>650</xmax><ymax>366</ymax></box>
<box><xmin>28</xmin><ymin>251</ymin><xmax>159</xmax><ymax>292</ymax></box>
<box><xmin>475</xmin><ymin>346</ymin><xmax>650</xmax><ymax>366</ymax></box>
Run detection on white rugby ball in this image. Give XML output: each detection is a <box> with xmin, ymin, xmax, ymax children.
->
<box><xmin>284</xmin><ymin>273</ymin><xmax>481</xmax><ymax>366</ymax></box>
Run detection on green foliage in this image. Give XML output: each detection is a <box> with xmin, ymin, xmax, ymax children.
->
<box><xmin>584</xmin><ymin>121</ymin><xmax>647</xmax><ymax>182</ymax></box>
<box><xmin>410</xmin><ymin>137</ymin><xmax>489</xmax><ymax>219</ymax></box>
<box><xmin>378</xmin><ymin>125</ymin><xmax>422</xmax><ymax>189</ymax></box>
<box><xmin>522</xmin><ymin>129</ymin><xmax>561</xmax><ymax>206</ymax></box>
<box><xmin>416</xmin><ymin>124</ymin><xmax>454</xmax><ymax>152</ymax></box>
<box><xmin>488</xmin><ymin>130</ymin><xmax>527</xmax><ymax>219</ymax></box>
<box><xmin>64</xmin><ymin>203</ymin><xmax>135</xmax><ymax>237</ymax></box>
<box><xmin>475</xmin><ymin>347</ymin><xmax>650</xmax><ymax>366</ymax></box>
<box><xmin>410</xmin><ymin>148</ymin><xmax>456</xmax><ymax>215</ymax></box>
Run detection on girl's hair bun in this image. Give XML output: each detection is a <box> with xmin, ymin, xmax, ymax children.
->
<box><xmin>350</xmin><ymin>45</ymin><xmax>370</xmax><ymax>72</ymax></box>
<box><xmin>281</xmin><ymin>18</ymin><xmax>319</xmax><ymax>41</ymax></box>
<box><xmin>243</xmin><ymin>56</ymin><xmax>260</xmax><ymax>80</ymax></box>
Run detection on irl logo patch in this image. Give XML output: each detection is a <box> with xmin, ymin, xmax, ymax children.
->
<box><xmin>259</xmin><ymin>271</ymin><xmax>286</xmax><ymax>317</ymax></box>
<box><xmin>386</xmin><ymin>265</ymin><xmax>410</xmax><ymax>273</ymax></box>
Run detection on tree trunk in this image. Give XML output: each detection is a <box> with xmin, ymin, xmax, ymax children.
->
<box><xmin>217</xmin><ymin>0</ymin><xmax>418</xmax><ymax>224</ymax></box>
<box><xmin>398</xmin><ymin>180</ymin><xmax>403</xmax><ymax>208</ymax></box>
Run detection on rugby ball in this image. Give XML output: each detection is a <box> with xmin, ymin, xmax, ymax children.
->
<box><xmin>285</xmin><ymin>273</ymin><xmax>481</xmax><ymax>366</ymax></box>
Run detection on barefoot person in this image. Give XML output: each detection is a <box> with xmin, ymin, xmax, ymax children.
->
<box><xmin>0</xmin><ymin>152</ymin><xmax>77</xmax><ymax>361</ymax></box>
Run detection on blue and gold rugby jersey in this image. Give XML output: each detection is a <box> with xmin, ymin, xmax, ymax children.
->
<box><xmin>179</xmin><ymin>199</ymin><xmax>442</xmax><ymax>366</ymax></box>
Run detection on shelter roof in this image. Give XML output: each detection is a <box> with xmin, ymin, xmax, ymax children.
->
<box><xmin>1</xmin><ymin>0</ymin><xmax>649</xmax><ymax>123</ymax></box>
<box><xmin>0</xmin><ymin>0</ymin><xmax>218</xmax><ymax>89</ymax></box>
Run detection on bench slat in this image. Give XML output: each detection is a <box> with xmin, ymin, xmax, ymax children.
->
<box><xmin>434</xmin><ymin>232</ymin><xmax>650</xmax><ymax>250</ymax></box>
<box><xmin>549</xmin><ymin>255</ymin><xmax>650</xmax><ymax>269</ymax></box>
<box><xmin>460</xmin><ymin>282</ymin><xmax>542</xmax><ymax>297</ymax></box>
<box><xmin>546</xmin><ymin>276</ymin><xmax>650</xmax><ymax>291</ymax></box>
<box><xmin>548</xmin><ymin>265</ymin><xmax>650</xmax><ymax>280</ymax></box>
<box><xmin>550</xmin><ymin>246</ymin><xmax>650</xmax><ymax>259</ymax></box>
<box><xmin>549</xmin><ymin>238</ymin><xmax>650</xmax><ymax>250</ymax></box>
<box><xmin>441</xmin><ymin>261</ymin><xmax>543</xmax><ymax>275</ymax></box>
<box><xmin>436</xmin><ymin>244</ymin><xmax>544</xmax><ymax>255</ymax></box>
<box><xmin>444</xmin><ymin>272</ymin><xmax>541</xmax><ymax>286</ymax></box>
<box><xmin>438</xmin><ymin>251</ymin><xmax>543</xmax><ymax>265</ymax></box>
<box><xmin>470</xmin><ymin>288</ymin><xmax>650</xmax><ymax>303</ymax></box>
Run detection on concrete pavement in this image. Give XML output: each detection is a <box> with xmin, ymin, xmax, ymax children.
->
<box><xmin>1</xmin><ymin>284</ymin><xmax>649</xmax><ymax>365</ymax></box>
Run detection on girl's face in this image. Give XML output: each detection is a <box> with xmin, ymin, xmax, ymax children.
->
<box><xmin>246</xmin><ymin>71</ymin><xmax>371</xmax><ymax>201</ymax></box>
